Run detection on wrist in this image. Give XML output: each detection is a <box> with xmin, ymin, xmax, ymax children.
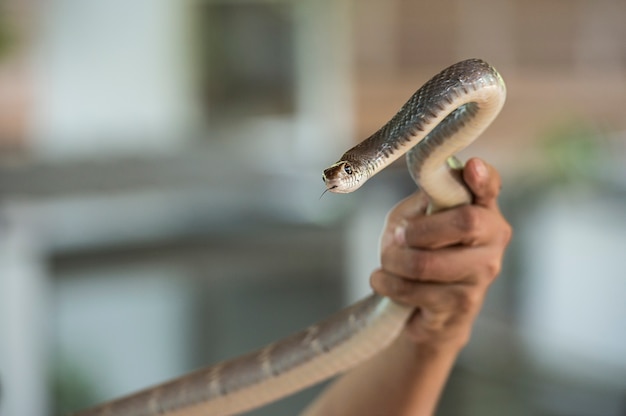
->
<box><xmin>400</xmin><ymin>330</ymin><xmax>468</xmax><ymax>358</ymax></box>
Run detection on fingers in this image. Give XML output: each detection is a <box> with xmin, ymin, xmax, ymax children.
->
<box><xmin>399</xmin><ymin>204</ymin><xmax>504</xmax><ymax>249</ymax></box>
<box><xmin>378</xmin><ymin>159</ymin><xmax>512</xmax><ymax>285</ymax></box>
<box><xmin>381</xmin><ymin>245</ymin><xmax>502</xmax><ymax>284</ymax></box>
<box><xmin>383</xmin><ymin>205</ymin><xmax>511</xmax><ymax>282</ymax></box>
<box><xmin>386</xmin><ymin>158</ymin><xmax>508</xmax><ymax>250</ymax></box>
<box><xmin>370</xmin><ymin>269</ymin><xmax>483</xmax><ymax>344</ymax></box>
<box><xmin>371</xmin><ymin>270</ymin><xmax>483</xmax><ymax>316</ymax></box>
<box><xmin>463</xmin><ymin>158</ymin><xmax>502</xmax><ymax>209</ymax></box>
<box><xmin>372</xmin><ymin>158</ymin><xmax>511</xmax><ymax>347</ymax></box>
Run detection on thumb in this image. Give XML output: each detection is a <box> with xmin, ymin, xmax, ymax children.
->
<box><xmin>463</xmin><ymin>158</ymin><xmax>502</xmax><ymax>209</ymax></box>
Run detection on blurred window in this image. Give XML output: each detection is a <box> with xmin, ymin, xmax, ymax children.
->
<box><xmin>197</xmin><ymin>2</ymin><xmax>295</xmax><ymax>119</ymax></box>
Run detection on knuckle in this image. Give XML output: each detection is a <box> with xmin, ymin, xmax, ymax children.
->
<box><xmin>422</xmin><ymin>287</ymin><xmax>447</xmax><ymax>311</ymax></box>
<box><xmin>454</xmin><ymin>287</ymin><xmax>481</xmax><ymax>314</ymax></box>
<box><xmin>420</xmin><ymin>309</ymin><xmax>448</xmax><ymax>330</ymax></box>
<box><xmin>408</xmin><ymin>250</ymin><xmax>433</xmax><ymax>279</ymax></box>
<box><xmin>372</xmin><ymin>268</ymin><xmax>412</xmax><ymax>300</ymax></box>
<box><xmin>457</xmin><ymin>206</ymin><xmax>481</xmax><ymax>238</ymax></box>
<box><xmin>485</xmin><ymin>257</ymin><xmax>503</xmax><ymax>280</ymax></box>
<box><xmin>369</xmin><ymin>269</ymin><xmax>384</xmax><ymax>292</ymax></box>
<box><xmin>389</xmin><ymin>277</ymin><xmax>414</xmax><ymax>299</ymax></box>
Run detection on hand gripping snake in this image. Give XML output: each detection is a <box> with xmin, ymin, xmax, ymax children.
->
<box><xmin>74</xmin><ymin>58</ymin><xmax>506</xmax><ymax>416</ymax></box>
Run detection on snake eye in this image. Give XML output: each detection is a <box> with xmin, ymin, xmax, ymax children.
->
<box><xmin>344</xmin><ymin>164</ymin><xmax>353</xmax><ymax>175</ymax></box>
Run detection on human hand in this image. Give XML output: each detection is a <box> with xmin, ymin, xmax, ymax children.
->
<box><xmin>370</xmin><ymin>158</ymin><xmax>512</xmax><ymax>350</ymax></box>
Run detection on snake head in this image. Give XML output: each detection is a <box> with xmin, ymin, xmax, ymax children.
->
<box><xmin>322</xmin><ymin>161</ymin><xmax>364</xmax><ymax>193</ymax></box>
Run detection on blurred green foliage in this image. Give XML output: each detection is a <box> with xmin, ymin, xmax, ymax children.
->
<box><xmin>540</xmin><ymin>120</ymin><xmax>607</xmax><ymax>184</ymax></box>
<box><xmin>51</xmin><ymin>355</ymin><xmax>99</xmax><ymax>416</ymax></box>
<box><xmin>0</xmin><ymin>6</ymin><xmax>15</xmax><ymax>60</ymax></box>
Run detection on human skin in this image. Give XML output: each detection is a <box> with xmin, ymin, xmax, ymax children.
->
<box><xmin>302</xmin><ymin>158</ymin><xmax>513</xmax><ymax>416</ymax></box>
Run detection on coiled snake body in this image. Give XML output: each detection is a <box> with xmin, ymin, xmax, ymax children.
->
<box><xmin>75</xmin><ymin>58</ymin><xmax>506</xmax><ymax>416</ymax></box>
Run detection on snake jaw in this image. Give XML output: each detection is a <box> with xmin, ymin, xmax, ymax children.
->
<box><xmin>322</xmin><ymin>161</ymin><xmax>364</xmax><ymax>193</ymax></box>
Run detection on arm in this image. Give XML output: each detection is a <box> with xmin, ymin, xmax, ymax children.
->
<box><xmin>303</xmin><ymin>158</ymin><xmax>512</xmax><ymax>416</ymax></box>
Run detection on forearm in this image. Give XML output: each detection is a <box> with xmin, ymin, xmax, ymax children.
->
<box><xmin>301</xmin><ymin>332</ymin><xmax>462</xmax><ymax>416</ymax></box>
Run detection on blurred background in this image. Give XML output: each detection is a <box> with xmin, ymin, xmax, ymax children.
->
<box><xmin>0</xmin><ymin>0</ymin><xmax>625</xmax><ymax>415</ymax></box>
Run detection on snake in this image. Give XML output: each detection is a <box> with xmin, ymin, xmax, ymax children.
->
<box><xmin>73</xmin><ymin>58</ymin><xmax>506</xmax><ymax>416</ymax></box>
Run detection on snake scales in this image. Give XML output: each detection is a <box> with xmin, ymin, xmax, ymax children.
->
<box><xmin>74</xmin><ymin>58</ymin><xmax>506</xmax><ymax>416</ymax></box>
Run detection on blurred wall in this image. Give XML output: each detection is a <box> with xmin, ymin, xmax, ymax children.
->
<box><xmin>31</xmin><ymin>0</ymin><xmax>195</xmax><ymax>158</ymax></box>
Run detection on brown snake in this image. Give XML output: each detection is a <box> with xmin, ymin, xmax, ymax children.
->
<box><xmin>74</xmin><ymin>58</ymin><xmax>506</xmax><ymax>416</ymax></box>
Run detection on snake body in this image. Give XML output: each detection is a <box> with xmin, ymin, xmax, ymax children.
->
<box><xmin>75</xmin><ymin>58</ymin><xmax>506</xmax><ymax>416</ymax></box>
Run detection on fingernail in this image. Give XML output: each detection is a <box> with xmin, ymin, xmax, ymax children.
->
<box><xmin>473</xmin><ymin>159</ymin><xmax>488</xmax><ymax>180</ymax></box>
<box><xmin>394</xmin><ymin>225</ymin><xmax>406</xmax><ymax>245</ymax></box>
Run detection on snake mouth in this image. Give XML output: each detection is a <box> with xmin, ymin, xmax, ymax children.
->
<box><xmin>321</xmin><ymin>172</ymin><xmax>339</xmax><ymax>191</ymax></box>
<box><xmin>322</xmin><ymin>179</ymin><xmax>341</xmax><ymax>192</ymax></box>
